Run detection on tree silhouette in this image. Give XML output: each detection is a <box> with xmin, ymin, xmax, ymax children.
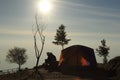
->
<box><xmin>96</xmin><ymin>39</ymin><xmax>110</xmax><ymax>64</ymax></box>
<box><xmin>53</xmin><ymin>24</ymin><xmax>71</xmax><ymax>50</ymax></box>
<box><xmin>6</xmin><ymin>47</ymin><xmax>28</xmax><ymax>71</ymax></box>
<box><xmin>32</xmin><ymin>14</ymin><xmax>46</xmax><ymax>72</ymax></box>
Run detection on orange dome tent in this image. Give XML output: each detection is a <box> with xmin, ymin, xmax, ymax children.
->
<box><xmin>58</xmin><ymin>45</ymin><xmax>97</xmax><ymax>73</ymax></box>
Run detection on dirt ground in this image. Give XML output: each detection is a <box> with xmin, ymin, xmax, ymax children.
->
<box><xmin>0</xmin><ymin>68</ymin><xmax>108</xmax><ymax>80</ymax></box>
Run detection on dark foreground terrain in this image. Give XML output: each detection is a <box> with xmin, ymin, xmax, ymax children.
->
<box><xmin>0</xmin><ymin>67</ymin><xmax>110</xmax><ymax>80</ymax></box>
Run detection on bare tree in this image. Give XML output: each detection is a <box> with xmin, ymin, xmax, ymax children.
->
<box><xmin>32</xmin><ymin>14</ymin><xmax>46</xmax><ymax>72</ymax></box>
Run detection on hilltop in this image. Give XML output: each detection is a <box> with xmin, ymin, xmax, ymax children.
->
<box><xmin>0</xmin><ymin>67</ymin><xmax>109</xmax><ymax>80</ymax></box>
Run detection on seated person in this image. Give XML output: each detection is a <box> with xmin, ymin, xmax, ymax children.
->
<box><xmin>44</xmin><ymin>52</ymin><xmax>57</xmax><ymax>72</ymax></box>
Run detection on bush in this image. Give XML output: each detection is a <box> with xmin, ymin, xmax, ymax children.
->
<box><xmin>104</xmin><ymin>56</ymin><xmax>120</xmax><ymax>80</ymax></box>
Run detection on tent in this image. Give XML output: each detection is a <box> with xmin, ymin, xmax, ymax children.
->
<box><xmin>58</xmin><ymin>45</ymin><xmax>97</xmax><ymax>73</ymax></box>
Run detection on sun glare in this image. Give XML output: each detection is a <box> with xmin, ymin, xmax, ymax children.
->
<box><xmin>37</xmin><ymin>0</ymin><xmax>52</xmax><ymax>14</ymax></box>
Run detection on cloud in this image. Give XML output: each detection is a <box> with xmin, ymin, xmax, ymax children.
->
<box><xmin>0</xmin><ymin>28</ymin><xmax>56</xmax><ymax>37</ymax></box>
<box><xmin>53</xmin><ymin>0</ymin><xmax>120</xmax><ymax>19</ymax></box>
<box><xmin>69</xmin><ymin>32</ymin><xmax>120</xmax><ymax>38</ymax></box>
<box><xmin>2</xmin><ymin>28</ymin><xmax>120</xmax><ymax>39</ymax></box>
<box><xmin>0</xmin><ymin>29</ymin><xmax>31</xmax><ymax>36</ymax></box>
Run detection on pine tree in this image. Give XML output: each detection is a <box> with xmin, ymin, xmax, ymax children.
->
<box><xmin>96</xmin><ymin>39</ymin><xmax>110</xmax><ymax>64</ymax></box>
<box><xmin>53</xmin><ymin>24</ymin><xmax>71</xmax><ymax>50</ymax></box>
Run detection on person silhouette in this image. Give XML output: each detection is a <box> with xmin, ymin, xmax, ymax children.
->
<box><xmin>45</xmin><ymin>52</ymin><xmax>57</xmax><ymax>72</ymax></box>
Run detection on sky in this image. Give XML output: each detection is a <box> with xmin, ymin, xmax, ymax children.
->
<box><xmin>0</xmin><ymin>0</ymin><xmax>120</xmax><ymax>70</ymax></box>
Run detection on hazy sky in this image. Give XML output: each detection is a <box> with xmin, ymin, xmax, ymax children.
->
<box><xmin>0</xmin><ymin>0</ymin><xmax>120</xmax><ymax>70</ymax></box>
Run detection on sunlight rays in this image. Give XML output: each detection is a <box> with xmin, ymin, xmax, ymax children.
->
<box><xmin>37</xmin><ymin>0</ymin><xmax>52</xmax><ymax>14</ymax></box>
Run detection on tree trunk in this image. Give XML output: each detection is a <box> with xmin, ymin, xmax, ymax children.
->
<box><xmin>36</xmin><ymin>56</ymin><xmax>40</xmax><ymax>72</ymax></box>
<box><xmin>18</xmin><ymin>58</ymin><xmax>21</xmax><ymax>71</ymax></box>
<box><xmin>103</xmin><ymin>55</ymin><xmax>108</xmax><ymax>64</ymax></box>
<box><xmin>18</xmin><ymin>64</ymin><xmax>21</xmax><ymax>71</ymax></box>
<box><xmin>62</xmin><ymin>45</ymin><xmax>64</xmax><ymax>50</ymax></box>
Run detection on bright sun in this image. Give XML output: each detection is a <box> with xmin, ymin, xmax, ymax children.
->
<box><xmin>37</xmin><ymin>0</ymin><xmax>52</xmax><ymax>14</ymax></box>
